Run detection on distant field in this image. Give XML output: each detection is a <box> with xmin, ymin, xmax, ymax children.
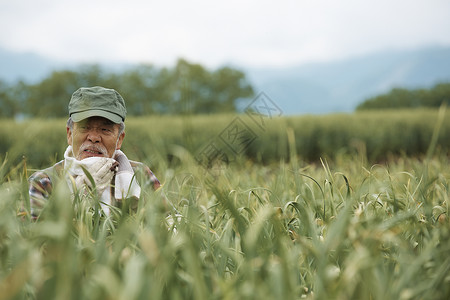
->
<box><xmin>0</xmin><ymin>108</ymin><xmax>449</xmax><ymax>171</ymax></box>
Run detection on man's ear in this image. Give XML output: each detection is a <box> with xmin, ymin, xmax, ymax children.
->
<box><xmin>67</xmin><ymin>126</ymin><xmax>72</xmax><ymax>145</ymax></box>
<box><xmin>116</xmin><ymin>131</ymin><xmax>125</xmax><ymax>150</ymax></box>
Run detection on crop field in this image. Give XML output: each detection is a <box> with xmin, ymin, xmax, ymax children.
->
<box><xmin>0</xmin><ymin>109</ymin><xmax>449</xmax><ymax>299</ymax></box>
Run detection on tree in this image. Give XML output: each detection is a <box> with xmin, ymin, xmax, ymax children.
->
<box><xmin>0</xmin><ymin>80</ymin><xmax>18</xmax><ymax>118</ymax></box>
<box><xmin>25</xmin><ymin>65</ymin><xmax>117</xmax><ymax>118</ymax></box>
<box><xmin>110</xmin><ymin>65</ymin><xmax>160</xmax><ymax>115</ymax></box>
<box><xmin>152</xmin><ymin>59</ymin><xmax>254</xmax><ymax>114</ymax></box>
<box><xmin>356</xmin><ymin>82</ymin><xmax>450</xmax><ymax>110</ymax></box>
<box><xmin>25</xmin><ymin>70</ymin><xmax>81</xmax><ymax>118</ymax></box>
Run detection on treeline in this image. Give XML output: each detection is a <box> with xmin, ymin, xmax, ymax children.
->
<box><xmin>357</xmin><ymin>82</ymin><xmax>450</xmax><ymax>110</ymax></box>
<box><xmin>0</xmin><ymin>59</ymin><xmax>254</xmax><ymax>119</ymax></box>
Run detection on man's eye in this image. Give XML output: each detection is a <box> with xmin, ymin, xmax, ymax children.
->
<box><xmin>102</xmin><ymin>128</ymin><xmax>112</xmax><ymax>133</ymax></box>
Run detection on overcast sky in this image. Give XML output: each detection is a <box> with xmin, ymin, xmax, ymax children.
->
<box><xmin>1</xmin><ymin>0</ymin><xmax>450</xmax><ymax>68</ymax></box>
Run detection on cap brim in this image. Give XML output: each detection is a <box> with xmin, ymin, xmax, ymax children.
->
<box><xmin>71</xmin><ymin>109</ymin><xmax>123</xmax><ymax>123</ymax></box>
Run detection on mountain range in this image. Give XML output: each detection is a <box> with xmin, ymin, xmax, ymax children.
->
<box><xmin>244</xmin><ymin>46</ymin><xmax>450</xmax><ymax>114</ymax></box>
<box><xmin>1</xmin><ymin>46</ymin><xmax>450</xmax><ymax>114</ymax></box>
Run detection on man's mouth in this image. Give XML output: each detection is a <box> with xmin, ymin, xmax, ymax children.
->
<box><xmin>84</xmin><ymin>149</ymin><xmax>103</xmax><ymax>155</ymax></box>
<box><xmin>80</xmin><ymin>147</ymin><xmax>106</xmax><ymax>158</ymax></box>
<box><xmin>77</xmin><ymin>143</ymin><xmax>108</xmax><ymax>160</ymax></box>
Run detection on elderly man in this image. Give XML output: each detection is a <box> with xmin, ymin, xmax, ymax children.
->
<box><xmin>28</xmin><ymin>86</ymin><xmax>160</xmax><ymax>219</ymax></box>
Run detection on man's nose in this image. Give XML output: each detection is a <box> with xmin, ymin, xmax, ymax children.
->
<box><xmin>87</xmin><ymin>129</ymin><xmax>101</xmax><ymax>143</ymax></box>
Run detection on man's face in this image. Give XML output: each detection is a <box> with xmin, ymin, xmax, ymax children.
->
<box><xmin>67</xmin><ymin>116</ymin><xmax>125</xmax><ymax>160</ymax></box>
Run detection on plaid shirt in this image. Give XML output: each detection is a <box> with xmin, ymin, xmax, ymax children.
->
<box><xmin>28</xmin><ymin>159</ymin><xmax>160</xmax><ymax>219</ymax></box>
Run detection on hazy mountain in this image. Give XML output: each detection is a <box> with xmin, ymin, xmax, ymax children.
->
<box><xmin>1</xmin><ymin>46</ymin><xmax>450</xmax><ymax>114</ymax></box>
<box><xmin>244</xmin><ymin>46</ymin><xmax>450</xmax><ymax>114</ymax></box>
<box><xmin>0</xmin><ymin>48</ymin><xmax>65</xmax><ymax>83</ymax></box>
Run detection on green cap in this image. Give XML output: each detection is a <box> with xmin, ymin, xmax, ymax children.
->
<box><xmin>69</xmin><ymin>86</ymin><xmax>127</xmax><ymax>123</ymax></box>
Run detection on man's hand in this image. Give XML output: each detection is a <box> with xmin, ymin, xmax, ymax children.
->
<box><xmin>75</xmin><ymin>158</ymin><xmax>118</xmax><ymax>193</ymax></box>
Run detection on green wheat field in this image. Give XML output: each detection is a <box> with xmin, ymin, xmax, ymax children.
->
<box><xmin>0</xmin><ymin>108</ymin><xmax>449</xmax><ymax>299</ymax></box>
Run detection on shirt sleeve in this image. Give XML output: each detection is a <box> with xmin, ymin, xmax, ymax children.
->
<box><xmin>28</xmin><ymin>171</ymin><xmax>53</xmax><ymax>219</ymax></box>
<box><xmin>141</xmin><ymin>164</ymin><xmax>161</xmax><ymax>190</ymax></box>
<box><xmin>129</xmin><ymin>160</ymin><xmax>161</xmax><ymax>190</ymax></box>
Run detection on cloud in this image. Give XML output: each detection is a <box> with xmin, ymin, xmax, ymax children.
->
<box><xmin>1</xmin><ymin>0</ymin><xmax>450</xmax><ymax>67</ymax></box>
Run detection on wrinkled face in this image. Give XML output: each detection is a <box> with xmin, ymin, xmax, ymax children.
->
<box><xmin>67</xmin><ymin>116</ymin><xmax>125</xmax><ymax>160</ymax></box>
